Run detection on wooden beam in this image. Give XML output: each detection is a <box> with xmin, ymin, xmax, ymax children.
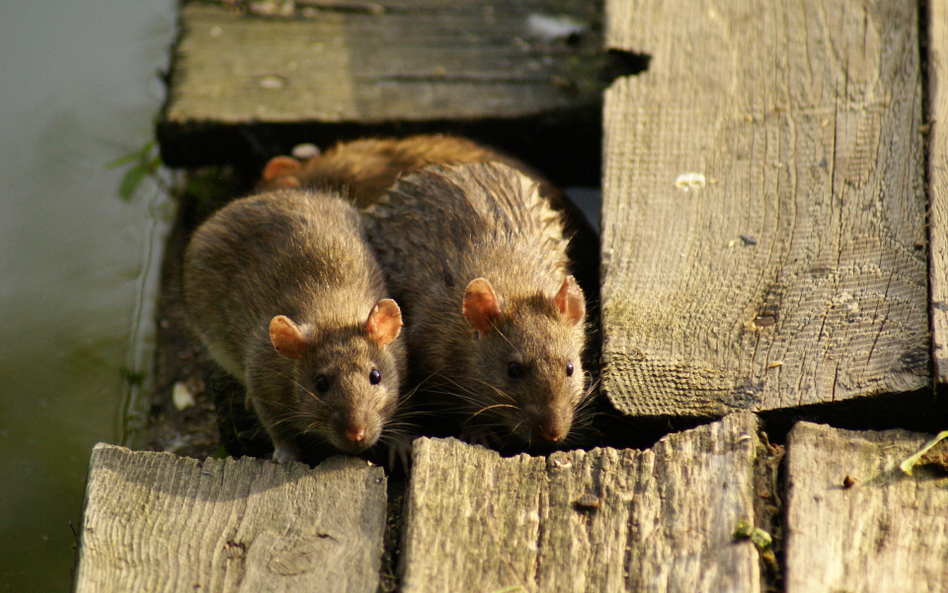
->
<box><xmin>73</xmin><ymin>444</ymin><xmax>387</xmax><ymax>593</ymax></box>
<box><xmin>600</xmin><ymin>0</ymin><xmax>929</xmax><ymax>417</ymax></box>
<box><xmin>784</xmin><ymin>422</ymin><xmax>948</xmax><ymax>592</ymax></box>
<box><xmin>158</xmin><ymin>0</ymin><xmax>606</xmax><ymax>176</ymax></box>
<box><xmin>929</xmin><ymin>0</ymin><xmax>948</xmax><ymax>383</ymax></box>
<box><xmin>399</xmin><ymin>413</ymin><xmax>769</xmax><ymax>592</ymax></box>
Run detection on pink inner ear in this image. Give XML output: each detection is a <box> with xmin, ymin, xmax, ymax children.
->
<box><xmin>366</xmin><ymin>299</ymin><xmax>403</xmax><ymax>347</ymax></box>
<box><xmin>463</xmin><ymin>278</ymin><xmax>502</xmax><ymax>334</ymax></box>
<box><xmin>262</xmin><ymin>156</ymin><xmax>302</xmax><ymax>183</ymax></box>
<box><xmin>269</xmin><ymin>315</ymin><xmax>307</xmax><ymax>360</ymax></box>
<box><xmin>552</xmin><ymin>275</ymin><xmax>585</xmax><ymax>326</ymax></box>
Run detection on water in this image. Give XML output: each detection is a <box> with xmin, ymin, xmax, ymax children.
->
<box><xmin>0</xmin><ymin>1</ymin><xmax>176</xmax><ymax>590</ymax></box>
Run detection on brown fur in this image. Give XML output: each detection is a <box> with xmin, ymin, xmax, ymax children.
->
<box><xmin>260</xmin><ymin>134</ymin><xmax>600</xmax><ymax>320</ymax></box>
<box><xmin>182</xmin><ymin>189</ymin><xmax>406</xmax><ymax>462</ymax></box>
<box><xmin>363</xmin><ymin>162</ymin><xmax>589</xmax><ymax>446</ymax></box>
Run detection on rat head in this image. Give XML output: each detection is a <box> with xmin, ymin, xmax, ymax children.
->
<box><xmin>269</xmin><ymin>299</ymin><xmax>404</xmax><ymax>454</ymax></box>
<box><xmin>460</xmin><ymin>275</ymin><xmax>587</xmax><ymax>447</ymax></box>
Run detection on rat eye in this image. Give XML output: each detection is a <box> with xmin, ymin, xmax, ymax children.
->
<box><xmin>566</xmin><ymin>362</ymin><xmax>574</xmax><ymax>377</ymax></box>
<box><xmin>507</xmin><ymin>362</ymin><xmax>523</xmax><ymax>379</ymax></box>
<box><xmin>315</xmin><ymin>375</ymin><xmax>330</xmax><ymax>393</ymax></box>
<box><xmin>369</xmin><ymin>369</ymin><xmax>381</xmax><ymax>385</ymax></box>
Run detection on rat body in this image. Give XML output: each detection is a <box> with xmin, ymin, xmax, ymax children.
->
<box><xmin>258</xmin><ymin>135</ymin><xmax>600</xmax><ymax>303</ymax></box>
<box><xmin>362</xmin><ymin>162</ymin><xmax>589</xmax><ymax>447</ymax></box>
<box><xmin>183</xmin><ymin>189</ymin><xmax>405</xmax><ymax>462</ymax></box>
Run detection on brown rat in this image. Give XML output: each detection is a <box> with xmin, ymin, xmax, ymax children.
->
<box><xmin>182</xmin><ymin>189</ymin><xmax>406</xmax><ymax>462</ymax></box>
<box><xmin>362</xmin><ymin>161</ymin><xmax>590</xmax><ymax>447</ymax></box>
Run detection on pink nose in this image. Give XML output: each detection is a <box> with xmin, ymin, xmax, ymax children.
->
<box><xmin>346</xmin><ymin>426</ymin><xmax>367</xmax><ymax>443</ymax></box>
<box><xmin>538</xmin><ymin>419</ymin><xmax>568</xmax><ymax>443</ymax></box>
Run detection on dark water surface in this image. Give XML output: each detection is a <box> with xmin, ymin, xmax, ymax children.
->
<box><xmin>0</xmin><ymin>1</ymin><xmax>176</xmax><ymax>590</ymax></box>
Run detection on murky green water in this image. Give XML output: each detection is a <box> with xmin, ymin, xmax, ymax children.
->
<box><xmin>0</xmin><ymin>1</ymin><xmax>176</xmax><ymax>590</ymax></box>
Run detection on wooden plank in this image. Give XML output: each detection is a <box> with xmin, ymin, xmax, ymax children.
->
<box><xmin>784</xmin><ymin>422</ymin><xmax>948</xmax><ymax>592</ymax></box>
<box><xmin>158</xmin><ymin>0</ymin><xmax>605</xmax><ymax>171</ymax></box>
<box><xmin>399</xmin><ymin>413</ymin><xmax>769</xmax><ymax>592</ymax></box>
<box><xmin>599</xmin><ymin>0</ymin><xmax>929</xmax><ymax>417</ymax></box>
<box><xmin>73</xmin><ymin>444</ymin><xmax>387</xmax><ymax>593</ymax></box>
<box><xmin>930</xmin><ymin>0</ymin><xmax>948</xmax><ymax>383</ymax></box>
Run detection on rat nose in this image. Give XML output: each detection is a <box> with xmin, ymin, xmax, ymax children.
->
<box><xmin>533</xmin><ymin>406</ymin><xmax>570</xmax><ymax>443</ymax></box>
<box><xmin>346</xmin><ymin>425</ymin><xmax>367</xmax><ymax>443</ymax></box>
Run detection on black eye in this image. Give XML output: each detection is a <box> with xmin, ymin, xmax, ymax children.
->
<box><xmin>315</xmin><ymin>375</ymin><xmax>329</xmax><ymax>393</ymax></box>
<box><xmin>369</xmin><ymin>369</ymin><xmax>381</xmax><ymax>385</ymax></box>
<box><xmin>566</xmin><ymin>362</ymin><xmax>574</xmax><ymax>377</ymax></box>
<box><xmin>507</xmin><ymin>362</ymin><xmax>523</xmax><ymax>379</ymax></box>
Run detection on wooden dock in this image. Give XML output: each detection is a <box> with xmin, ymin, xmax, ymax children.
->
<box><xmin>75</xmin><ymin>0</ymin><xmax>948</xmax><ymax>590</ymax></box>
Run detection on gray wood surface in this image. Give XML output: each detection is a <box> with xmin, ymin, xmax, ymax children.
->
<box><xmin>73</xmin><ymin>444</ymin><xmax>387</xmax><ymax>593</ymax></box>
<box><xmin>399</xmin><ymin>413</ymin><xmax>768</xmax><ymax>593</ymax></box>
<box><xmin>599</xmin><ymin>0</ymin><xmax>929</xmax><ymax>417</ymax></box>
<box><xmin>930</xmin><ymin>0</ymin><xmax>948</xmax><ymax>384</ymax></box>
<box><xmin>784</xmin><ymin>422</ymin><xmax>948</xmax><ymax>592</ymax></box>
<box><xmin>160</xmin><ymin>0</ymin><xmax>604</xmax><ymax>167</ymax></box>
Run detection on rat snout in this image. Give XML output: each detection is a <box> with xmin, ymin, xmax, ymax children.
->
<box><xmin>330</xmin><ymin>407</ymin><xmax>383</xmax><ymax>453</ymax></box>
<box><xmin>345</xmin><ymin>425</ymin><xmax>367</xmax><ymax>444</ymax></box>
<box><xmin>524</xmin><ymin>403</ymin><xmax>573</xmax><ymax>444</ymax></box>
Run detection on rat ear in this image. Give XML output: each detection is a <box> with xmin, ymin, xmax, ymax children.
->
<box><xmin>261</xmin><ymin>156</ymin><xmax>303</xmax><ymax>188</ymax></box>
<box><xmin>552</xmin><ymin>275</ymin><xmax>585</xmax><ymax>327</ymax></box>
<box><xmin>270</xmin><ymin>315</ymin><xmax>308</xmax><ymax>360</ymax></box>
<box><xmin>366</xmin><ymin>299</ymin><xmax>402</xmax><ymax>347</ymax></box>
<box><xmin>463</xmin><ymin>278</ymin><xmax>502</xmax><ymax>335</ymax></box>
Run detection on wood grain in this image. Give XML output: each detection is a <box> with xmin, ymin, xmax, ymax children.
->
<box><xmin>600</xmin><ymin>0</ymin><xmax>929</xmax><ymax>417</ymax></box>
<box><xmin>159</xmin><ymin>1</ymin><xmax>605</xmax><ymax>168</ymax></box>
<box><xmin>73</xmin><ymin>444</ymin><xmax>387</xmax><ymax>593</ymax></box>
<box><xmin>399</xmin><ymin>413</ymin><xmax>768</xmax><ymax>593</ymax></box>
<box><xmin>784</xmin><ymin>422</ymin><xmax>948</xmax><ymax>592</ymax></box>
<box><xmin>929</xmin><ymin>0</ymin><xmax>948</xmax><ymax>383</ymax></box>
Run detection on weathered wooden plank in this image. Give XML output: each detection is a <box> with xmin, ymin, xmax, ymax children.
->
<box><xmin>73</xmin><ymin>443</ymin><xmax>387</xmax><ymax>593</ymax></box>
<box><xmin>930</xmin><ymin>0</ymin><xmax>948</xmax><ymax>383</ymax></box>
<box><xmin>158</xmin><ymin>0</ymin><xmax>605</xmax><ymax>170</ymax></box>
<box><xmin>784</xmin><ymin>422</ymin><xmax>948</xmax><ymax>592</ymax></box>
<box><xmin>599</xmin><ymin>0</ymin><xmax>929</xmax><ymax>417</ymax></box>
<box><xmin>400</xmin><ymin>413</ymin><xmax>769</xmax><ymax>592</ymax></box>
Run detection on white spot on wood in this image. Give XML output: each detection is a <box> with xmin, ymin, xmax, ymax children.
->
<box><xmin>173</xmin><ymin>382</ymin><xmax>195</xmax><ymax>410</ymax></box>
<box><xmin>675</xmin><ymin>172</ymin><xmax>706</xmax><ymax>191</ymax></box>
<box><xmin>526</xmin><ymin>14</ymin><xmax>587</xmax><ymax>41</ymax></box>
<box><xmin>257</xmin><ymin>75</ymin><xmax>285</xmax><ymax>90</ymax></box>
<box><xmin>292</xmin><ymin>143</ymin><xmax>320</xmax><ymax>159</ymax></box>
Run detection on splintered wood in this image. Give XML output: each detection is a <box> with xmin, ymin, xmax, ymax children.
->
<box><xmin>929</xmin><ymin>0</ymin><xmax>948</xmax><ymax>383</ymax></box>
<box><xmin>784</xmin><ymin>422</ymin><xmax>948</xmax><ymax>592</ymax></box>
<box><xmin>600</xmin><ymin>0</ymin><xmax>929</xmax><ymax>416</ymax></box>
<box><xmin>399</xmin><ymin>413</ymin><xmax>768</xmax><ymax>593</ymax></box>
<box><xmin>73</xmin><ymin>444</ymin><xmax>387</xmax><ymax>593</ymax></box>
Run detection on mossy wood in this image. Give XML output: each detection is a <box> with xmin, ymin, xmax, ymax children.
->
<box><xmin>784</xmin><ymin>422</ymin><xmax>948</xmax><ymax>592</ymax></box>
<box><xmin>929</xmin><ymin>0</ymin><xmax>948</xmax><ymax>384</ymax></box>
<box><xmin>72</xmin><ymin>444</ymin><xmax>387</xmax><ymax>593</ymax></box>
<box><xmin>399</xmin><ymin>413</ymin><xmax>770</xmax><ymax>593</ymax></box>
<box><xmin>599</xmin><ymin>0</ymin><xmax>929</xmax><ymax>417</ymax></box>
<box><xmin>158</xmin><ymin>0</ymin><xmax>605</xmax><ymax>173</ymax></box>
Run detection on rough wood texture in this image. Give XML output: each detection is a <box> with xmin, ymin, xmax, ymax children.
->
<box><xmin>930</xmin><ymin>0</ymin><xmax>948</xmax><ymax>383</ymax></box>
<box><xmin>400</xmin><ymin>413</ymin><xmax>768</xmax><ymax>592</ymax></box>
<box><xmin>784</xmin><ymin>422</ymin><xmax>948</xmax><ymax>592</ymax></box>
<box><xmin>73</xmin><ymin>444</ymin><xmax>387</xmax><ymax>593</ymax></box>
<box><xmin>159</xmin><ymin>0</ymin><xmax>605</xmax><ymax>170</ymax></box>
<box><xmin>599</xmin><ymin>0</ymin><xmax>929</xmax><ymax>417</ymax></box>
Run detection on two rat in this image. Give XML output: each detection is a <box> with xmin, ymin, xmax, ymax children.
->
<box><xmin>260</xmin><ymin>135</ymin><xmax>596</xmax><ymax>450</ymax></box>
<box><xmin>183</xmin><ymin>134</ymin><xmax>595</xmax><ymax>460</ymax></box>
